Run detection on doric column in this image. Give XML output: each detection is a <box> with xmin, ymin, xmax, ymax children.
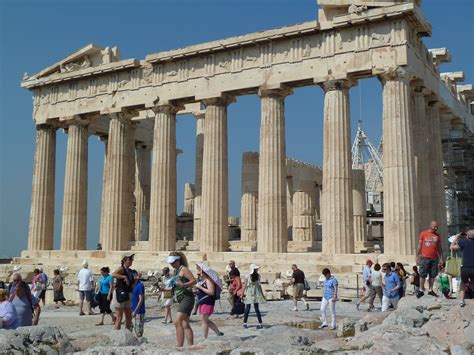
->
<box><xmin>292</xmin><ymin>187</ymin><xmax>316</xmax><ymax>242</ymax></box>
<box><xmin>427</xmin><ymin>102</ymin><xmax>448</xmax><ymax>242</ymax></box>
<box><xmin>101</xmin><ymin>111</ymin><xmax>135</xmax><ymax>251</ymax></box>
<box><xmin>200</xmin><ymin>97</ymin><xmax>234</xmax><ymax>252</ymax></box>
<box><xmin>321</xmin><ymin>80</ymin><xmax>355</xmax><ymax>254</ymax></box>
<box><xmin>98</xmin><ymin>135</ymin><xmax>108</xmax><ymax>247</ymax></box>
<box><xmin>149</xmin><ymin>104</ymin><xmax>178</xmax><ymax>251</ymax></box>
<box><xmin>28</xmin><ymin>124</ymin><xmax>56</xmax><ymax>251</ymax></box>
<box><xmin>380</xmin><ymin>69</ymin><xmax>417</xmax><ymax>255</ymax></box>
<box><xmin>184</xmin><ymin>183</ymin><xmax>195</xmax><ymax>214</ymax></box>
<box><xmin>412</xmin><ymin>86</ymin><xmax>433</xmax><ymax>231</ymax></box>
<box><xmin>128</xmin><ymin>124</ymin><xmax>137</xmax><ymax>243</ymax></box>
<box><xmin>240</xmin><ymin>152</ymin><xmax>259</xmax><ymax>243</ymax></box>
<box><xmin>352</xmin><ymin>169</ymin><xmax>368</xmax><ymax>252</ymax></box>
<box><xmin>193</xmin><ymin>112</ymin><xmax>205</xmax><ymax>246</ymax></box>
<box><xmin>61</xmin><ymin>119</ymin><xmax>89</xmax><ymax>251</ymax></box>
<box><xmin>135</xmin><ymin>142</ymin><xmax>151</xmax><ymax>241</ymax></box>
<box><xmin>257</xmin><ymin>88</ymin><xmax>291</xmax><ymax>253</ymax></box>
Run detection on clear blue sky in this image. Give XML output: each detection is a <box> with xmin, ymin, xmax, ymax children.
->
<box><xmin>0</xmin><ymin>0</ymin><xmax>472</xmax><ymax>257</ymax></box>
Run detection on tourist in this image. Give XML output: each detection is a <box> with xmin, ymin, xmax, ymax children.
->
<box><xmin>410</xmin><ymin>265</ymin><xmax>420</xmax><ymax>294</ymax></box>
<box><xmin>225</xmin><ymin>260</ymin><xmax>240</xmax><ymax>307</ymax></box>
<box><xmin>243</xmin><ymin>264</ymin><xmax>265</xmax><ymax>329</ymax></box>
<box><xmin>228</xmin><ymin>268</ymin><xmax>244</xmax><ymax>316</ymax></box>
<box><xmin>52</xmin><ymin>269</ymin><xmax>66</xmax><ymax>308</ymax></box>
<box><xmin>356</xmin><ymin>259</ymin><xmax>373</xmax><ymax>311</ymax></box>
<box><xmin>31</xmin><ymin>268</ymin><xmax>46</xmax><ymax>302</ymax></box>
<box><xmin>131</xmin><ymin>270</ymin><xmax>145</xmax><ymax>337</ymax></box>
<box><xmin>77</xmin><ymin>259</ymin><xmax>95</xmax><ymax>316</ymax></box>
<box><xmin>32</xmin><ymin>295</ymin><xmax>41</xmax><ymax>325</ymax></box>
<box><xmin>9</xmin><ymin>273</ymin><xmax>34</xmax><ymax>326</ymax></box>
<box><xmin>319</xmin><ymin>268</ymin><xmax>338</xmax><ymax>330</ymax></box>
<box><xmin>416</xmin><ymin>220</ymin><xmax>443</xmax><ymax>298</ymax></box>
<box><xmin>437</xmin><ymin>263</ymin><xmax>453</xmax><ymax>299</ymax></box>
<box><xmin>395</xmin><ymin>262</ymin><xmax>408</xmax><ymax>298</ymax></box>
<box><xmin>168</xmin><ymin>251</ymin><xmax>196</xmax><ymax>347</ymax></box>
<box><xmin>195</xmin><ymin>263</ymin><xmax>224</xmax><ymax>339</ymax></box>
<box><xmin>368</xmin><ymin>263</ymin><xmax>383</xmax><ymax>311</ymax></box>
<box><xmin>160</xmin><ymin>267</ymin><xmax>174</xmax><ymax>324</ymax></box>
<box><xmin>0</xmin><ymin>289</ymin><xmax>19</xmax><ymax>330</ymax></box>
<box><xmin>39</xmin><ymin>268</ymin><xmax>48</xmax><ymax>306</ymax></box>
<box><xmin>290</xmin><ymin>264</ymin><xmax>309</xmax><ymax>311</ymax></box>
<box><xmin>95</xmin><ymin>266</ymin><xmax>115</xmax><ymax>326</ymax></box>
<box><xmin>450</xmin><ymin>229</ymin><xmax>474</xmax><ymax>307</ymax></box>
<box><xmin>381</xmin><ymin>263</ymin><xmax>401</xmax><ymax>311</ymax></box>
<box><xmin>390</xmin><ymin>262</ymin><xmax>396</xmax><ymax>272</ymax></box>
<box><xmin>112</xmin><ymin>253</ymin><xmax>135</xmax><ymax>330</ymax></box>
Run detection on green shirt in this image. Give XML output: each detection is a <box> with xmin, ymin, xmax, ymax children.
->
<box><xmin>438</xmin><ymin>274</ymin><xmax>450</xmax><ymax>291</ymax></box>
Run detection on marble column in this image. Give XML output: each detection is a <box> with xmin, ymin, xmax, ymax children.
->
<box><xmin>135</xmin><ymin>143</ymin><xmax>151</xmax><ymax>241</ymax></box>
<box><xmin>381</xmin><ymin>69</ymin><xmax>417</xmax><ymax>255</ymax></box>
<box><xmin>28</xmin><ymin>124</ymin><xmax>56</xmax><ymax>251</ymax></box>
<box><xmin>149</xmin><ymin>104</ymin><xmax>178</xmax><ymax>251</ymax></box>
<box><xmin>292</xmin><ymin>187</ymin><xmax>316</xmax><ymax>242</ymax></box>
<box><xmin>184</xmin><ymin>183</ymin><xmax>195</xmax><ymax>214</ymax></box>
<box><xmin>101</xmin><ymin>112</ymin><xmax>135</xmax><ymax>250</ymax></box>
<box><xmin>200</xmin><ymin>97</ymin><xmax>233</xmax><ymax>252</ymax></box>
<box><xmin>321</xmin><ymin>80</ymin><xmax>355</xmax><ymax>254</ymax></box>
<box><xmin>427</xmin><ymin>103</ymin><xmax>448</xmax><ymax>242</ymax></box>
<box><xmin>127</xmin><ymin>124</ymin><xmax>137</xmax><ymax>244</ymax></box>
<box><xmin>412</xmin><ymin>87</ymin><xmax>432</xmax><ymax>231</ymax></box>
<box><xmin>240</xmin><ymin>152</ymin><xmax>259</xmax><ymax>244</ymax></box>
<box><xmin>192</xmin><ymin>113</ymin><xmax>205</xmax><ymax>247</ymax></box>
<box><xmin>98</xmin><ymin>136</ymin><xmax>108</xmax><ymax>247</ymax></box>
<box><xmin>257</xmin><ymin>88</ymin><xmax>291</xmax><ymax>253</ymax></box>
<box><xmin>61</xmin><ymin>120</ymin><xmax>88</xmax><ymax>251</ymax></box>
<box><xmin>352</xmin><ymin>169</ymin><xmax>368</xmax><ymax>252</ymax></box>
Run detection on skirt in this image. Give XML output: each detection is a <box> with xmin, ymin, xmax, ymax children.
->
<box><xmin>53</xmin><ymin>289</ymin><xmax>66</xmax><ymax>302</ymax></box>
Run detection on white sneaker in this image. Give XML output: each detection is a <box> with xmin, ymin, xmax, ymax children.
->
<box><xmin>292</xmin><ymin>307</ymin><xmax>298</xmax><ymax>311</ymax></box>
<box><xmin>330</xmin><ymin>325</ymin><xmax>337</xmax><ymax>330</ymax></box>
<box><xmin>319</xmin><ymin>323</ymin><xmax>328</xmax><ymax>329</ymax></box>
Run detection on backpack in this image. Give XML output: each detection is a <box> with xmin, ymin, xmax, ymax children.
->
<box><xmin>214</xmin><ymin>285</ymin><xmax>222</xmax><ymax>300</ymax></box>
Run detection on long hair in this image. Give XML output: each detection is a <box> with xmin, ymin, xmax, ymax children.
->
<box><xmin>169</xmin><ymin>251</ymin><xmax>188</xmax><ymax>267</ymax></box>
<box><xmin>250</xmin><ymin>269</ymin><xmax>259</xmax><ymax>283</ymax></box>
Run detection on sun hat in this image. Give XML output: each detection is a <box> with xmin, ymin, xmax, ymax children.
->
<box><xmin>249</xmin><ymin>263</ymin><xmax>259</xmax><ymax>271</ymax></box>
<box><xmin>121</xmin><ymin>253</ymin><xmax>135</xmax><ymax>260</ymax></box>
<box><xmin>167</xmin><ymin>255</ymin><xmax>181</xmax><ymax>264</ymax></box>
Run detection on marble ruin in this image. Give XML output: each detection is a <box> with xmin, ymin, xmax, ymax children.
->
<box><xmin>20</xmin><ymin>0</ymin><xmax>473</xmax><ymax>272</ymax></box>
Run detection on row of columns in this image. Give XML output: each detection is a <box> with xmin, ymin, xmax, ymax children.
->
<box><xmin>28</xmin><ymin>69</ymin><xmax>448</xmax><ymax>255</ymax></box>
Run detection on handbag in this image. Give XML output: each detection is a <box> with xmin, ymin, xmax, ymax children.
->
<box><xmin>303</xmin><ymin>278</ymin><xmax>311</xmax><ymax>291</ymax></box>
<box><xmin>116</xmin><ymin>288</ymin><xmax>130</xmax><ymax>303</ymax></box>
<box><xmin>231</xmin><ymin>299</ymin><xmax>245</xmax><ymax>315</ymax></box>
<box><xmin>445</xmin><ymin>251</ymin><xmax>462</xmax><ymax>277</ymax></box>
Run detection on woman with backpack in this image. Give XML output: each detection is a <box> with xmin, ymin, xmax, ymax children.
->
<box><xmin>243</xmin><ymin>264</ymin><xmax>266</xmax><ymax>329</ymax></box>
<box><xmin>195</xmin><ymin>263</ymin><xmax>224</xmax><ymax>339</ymax></box>
<box><xmin>111</xmin><ymin>253</ymin><xmax>135</xmax><ymax>330</ymax></box>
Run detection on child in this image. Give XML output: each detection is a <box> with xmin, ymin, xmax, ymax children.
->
<box><xmin>52</xmin><ymin>269</ymin><xmax>66</xmax><ymax>308</ymax></box>
<box><xmin>131</xmin><ymin>270</ymin><xmax>145</xmax><ymax>337</ymax></box>
<box><xmin>437</xmin><ymin>264</ymin><xmax>453</xmax><ymax>299</ymax></box>
<box><xmin>319</xmin><ymin>268</ymin><xmax>338</xmax><ymax>330</ymax></box>
<box><xmin>410</xmin><ymin>265</ymin><xmax>420</xmax><ymax>294</ymax></box>
<box><xmin>160</xmin><ymin>267</ymin><xmax>174</xmax><ymax>324</ymax></box>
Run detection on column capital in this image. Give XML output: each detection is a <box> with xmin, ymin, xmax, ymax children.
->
<box><xmin>320</xmin><ymin>79</ymin><xmax>357</xmax><ymax>92</ymax></box>
<box><xmin>412</xmin><ymin>85</ymin><xmax>432</xmax><ymax>97</ymax></box>
<box><xmin>192</xmin><ymin>110</ymin><xmax>206</xmax><ymax>120</ymax></box>
<box><xmin>59</xmin><ymin>115</ymin><xmax>90</xmax><ymax>127</ymax></box>
<box><xmin>150</xmin><ymin>103</ymin><xmax>183</xmax><ymax>115</ymax></box>
<box><xmin>36</xmin><ymin>123</ymin><xmax>57</xmax><ymax>131</ymax></box>
<box><xmin>258</xmin><ymin>85</ymin><xmax>293</xmax><ymax>98</ymax></box>
<box><xmin>378</xmin><ymin>66</ymin><xmax>415</xmax><ymax>83</ymax></box>
<box><xmin>202</xmin><ymin>95</ymin><xmax>235</xmax><ymax>107</ymax></box>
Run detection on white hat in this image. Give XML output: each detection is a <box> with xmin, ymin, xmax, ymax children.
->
<box><xmin>167</xmin><ymin>255</ymin><xmax>181</xmax><ymax>264</ymax></box>
<box><xmin>250</xmin><ymin>263</ymin><xmax>259</xmax><ymax>271</ymax></box>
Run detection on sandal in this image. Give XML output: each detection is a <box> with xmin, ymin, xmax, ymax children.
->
<box><xmin>95</xmin><ymin>323</ymin><xmax>104</xmax><ymax>326</ymax></box>
<box><xmin>460</xmin><ymin>301</ymin><xmax>466</xmax><ymax>307</ymax></box>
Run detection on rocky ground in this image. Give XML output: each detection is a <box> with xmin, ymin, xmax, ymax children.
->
<box><xmin>1</xmin><ymin>295</ymin><xmax>473</xmax><ymax>354</ymax></box>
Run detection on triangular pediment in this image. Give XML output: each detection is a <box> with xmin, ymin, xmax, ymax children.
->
<box><xmin>29</xmin><ymin>44</ymin><xmax>121</xmax><ymax>80</ymax></box>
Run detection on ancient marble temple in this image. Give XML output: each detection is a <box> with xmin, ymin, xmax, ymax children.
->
<box><xmin>22</xmin><ymin>0</ymin><xmax>473</xmax><ymax>259</ymax></box>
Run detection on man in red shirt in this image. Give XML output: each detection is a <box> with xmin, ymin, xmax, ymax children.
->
<box><xmin>416</xmin><ymin>220</ymin><xmax>443</xmax><ymax>298</ymax></box>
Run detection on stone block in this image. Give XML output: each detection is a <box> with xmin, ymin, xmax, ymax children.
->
<box><xmin>336</xmin><ymin>318</ymin><xmax>356</xmax><ymax>337</ymax></box>
<box><xmin>264</xmin><ymin>291</ymin><xmax>283</xmax><ymax>300</ymax></box>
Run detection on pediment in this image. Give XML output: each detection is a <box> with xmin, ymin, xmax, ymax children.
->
<box><xmin>28</xmin><ymin>44</ymin><xmax>121</xmax><ymax>80</ymax></box>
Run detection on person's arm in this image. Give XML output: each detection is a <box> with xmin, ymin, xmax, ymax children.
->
<box><xmin>438</xmin><ymin>238</ymin><xmax>443</xmax><ymax>264</ymax></box>
<box><xmin>332</xmin><ymin>283</ymin><xmax>338</xmax><ymax>302</ymax></box>
<box><xmin>448</xmin><ymin>275</ymin><xmax>453</xmax><ymax>296</ymax></box>
<box><xmin>108</xmin><ymin>279</ymin><xmax>114</xmax><ymax>300</ymax></box>
<box><xmin>132</xmin><ymin>292</ymin><xmax>144</xmax><ymax>317</ymax></box>
<box><xmin>112</xmin><ymin>267</ymin><xmax>129</xmax><ymax>286</ymax></box>
<box><xmin>450</xmin><ymin>235</ymin><xmax>461</xmax><ymax>252</ymax></box>
<box><xmin>390</xmin><ymin>275</ymin><xmax>401</xmax><ymax>292</ymax></box>
<box><xmin>176</xmin><ymin>266</ymin><xmax>196</xmax><ymax>288</ymax></box>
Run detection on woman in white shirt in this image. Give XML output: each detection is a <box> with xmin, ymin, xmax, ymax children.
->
<box><xmin>368</xmin><ymin>263</ymin><xmax>383</xmax><ymax>311</ymax></box>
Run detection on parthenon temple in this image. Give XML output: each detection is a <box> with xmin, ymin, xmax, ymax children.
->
<box><xmin>19</xmin><ymin>0</ymin><xmax>473</xmax><ymax>271</ymax></box>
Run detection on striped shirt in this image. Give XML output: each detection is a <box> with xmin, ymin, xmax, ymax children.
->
<box><xmin>323</xmin><ymin>276</ymin><xmax>338</xmax><ymax>300</ymax></box>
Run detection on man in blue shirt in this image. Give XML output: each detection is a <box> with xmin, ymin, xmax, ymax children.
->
<box><xmin>381</xmin><ymin>263</ymin><xmax>401</xmax><ymax>311</ymax></box>
<box><xmin>451</xmin><ymin>229</ymin><xmax>474</xmax><ymax>307</ymax></box>
<box><xmin>356</xmin><ymin>259</ymin><xmax>373</xmax><ymax>311</ymax></box>
<box><xmin>131</xmin><ymin>270</ymin><xmax>145</xmax><ymax>337</ymax></box>
<box><xmin>319</xmin><ymin>268</ymin><xmax>338</xmax><ymax>330</ymax></box>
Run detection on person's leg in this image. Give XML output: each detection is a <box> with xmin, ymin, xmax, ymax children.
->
<box><xmin>254</xmin><ymin>303</ymin><xmax>262</xmax><ymax>324</ymax></box>
<box><xmin>293</xmin><ymin>287</ymin><xmax>298</xmax><ymax>309</ymax></box>
<box><xmin>391</xmin><ymin>297</ymin><xmax>399</xmax><ymax>310</ymax></box>
<box><xmin>320</xmin><ymin>298</ymin><xmax>328</xmax><ymax>326</ymax></box>
<box><xmin>368</xmin><ymin>287</ymin><xmax>376</xmax><ymax>309</ymax></box>
<box><xmin>124</xmin><ymin>307</ymin><xmax>132</xmax><ymax>330</ymax></box>
<box><xmin>376</xmin><ymin>286</ymin><xmax>383</xmax><ymax>305</ymax></box>
<box><xmin>135</xmin><ymin>313</ymin><xmax>145</xmax><ymax>337</ymax></box>
<box><xmin>201</xmin><ymin>314</ymin><xmax>210</xmax><ymax>338</ymax></box>
<box><xmin>114</xmin><ymin>308</ymin><xmax>123</xmax><ymax>330</ymax></box>
<box><xmin>329</xmin><ymin>300</ymin><xmax>336</xmax><ymax>329</ymax></box>
<box><xmin>182</xmin><ymin>314</ymin><xmax>194</xmax><ymax>346</ymax></box>
<box><xmin>243</xmin><ymin>304</ymin><xmax>251</xmax><ymax>324</ymax></box>
<box><xmin>79</xmin><ymin>291</ymin><xmax>84</xmax><ymax>314</ymax></box>
<box><xmin>174</xmin><ymin>312</ymin><xmax>185</xmax><ymax>347</ymax></box>
<box><xmin>381</xmin><ymin>296</ymin><xmax>389</xmax><ymax>312</ymax></box>
<box><xmin>302</xmin><ymin>296</ymin><xmax>309</xmax><ymax>310</ymax></box>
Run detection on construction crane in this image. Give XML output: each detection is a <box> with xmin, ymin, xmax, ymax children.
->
<box><xmin>351</xmin><ymin>121</ymin><xmax>383</xmax><ymax>192</ymax></box>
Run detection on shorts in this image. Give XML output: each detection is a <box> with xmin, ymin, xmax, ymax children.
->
<box><xmin>39</xmin><ymin>290</ymin><xmax>46</xmax><ymax>300</ymax></box>
<box><xmin>163</xmin><ymin>298</ymin><xmax>173</xmax><ymax>307</ymax></box>
<box><xmin>198</xmin><ymin>304</ymin><xmax>215</xmax><ymax>316</ymax></box>
<box><xmin>134</xmin><ymin>313</ymin><xmax>145</xmax><ymax>337</ymax></box>
<box><xmin>293</xmin><ymin>283</ymin><xmax>304</xmax><ymax>299</ymax></box>
<box><xmin>79</xmin><ymin>290</ymin><xmax>92</xmax><ymax>301</ymax></box>
<box><xmin>177</xmin><ymin>294</ymin><xmax>195</xmax><ymax>315</ymax></box>
<box><xmin>460</xmin><ymin>266</ymin><xmax>474</xmax><ymax>285</ymax></box>
<box><xmin>113</xmin><ymin>293</ymin><xmax>132</xmax><ymax>309</ymax></box>
<box><xmin>419</xmin><ymin>257</ymin><xmax>439</xmax><ymax>279</ymax></box>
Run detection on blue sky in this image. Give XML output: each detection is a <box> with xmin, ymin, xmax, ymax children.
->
<box><xmin>0</xmin><ymin>0</ymin><xmax>472</xmax><ymax>257</ymax></box>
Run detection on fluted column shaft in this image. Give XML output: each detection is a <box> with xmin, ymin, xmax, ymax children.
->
<box><xmin>28</xmin><ymin>124</ymin><xmax>56</xmax><ymax>250</ymax></box>
<box><xmin>428</xmin><ymin>104</ymin><xmax>448</xmax><ymax>241</ymax></box>
<box><xmin>101</xmin><ymin>113</ymin><xmax>134</xmax><ymax>250</ymax></box>
<box><xmin>257</xmin><ymin>88</ymin><xmax>291</xmax><ymax>253</ymax></box>
<box><xmin>149</xmin><ymin>105</ymin><xmax>178</xmax><ymax>251</ymax></box>
<box><xmin>200</xmin><ymin>97</ymin><xmax>233</xmax><ymax>252</ymax></box>
<box><xmin>352</xmin><ymin>169</ymin><xmax>367</xmax><ymax>250</ymax></box>
<box><xmin>193</xmin><ymin>113</ymin><xmax>205</xmax><ymax>244</ymax></box>
<box><xmin>412</xmin><ymin>88</ymin><xmax>433</xmax><ymax>231</ymax></box>
<box><xmin>241</xmin><ymin>152</ymin><xmax>259</xmax><ymax>242</ymax></box>
<box><xmin>381</xmin><ymin>71</ymin><xmax>417</xmax><ymax>255</ymax></box>
<box><xmin>99</xmin><ymin>136</ymin><xmax>108</xmax><ymax>247</ymax></box>
<box><xmin>321</xmin><ymin>80</ymin><xmax>354</xmax><ymax>254</ymax></box>
<box><xmin>135</xmin><ymin>143</ymin><xmax>151</xmax><ymax>241</ymax></box>
<box><xmin>61</xmin><ymin>122</ymin><xmax>88</xmax><ymax>250</ymax></box>
<box><xmin>292</xmin><ymin>188</ymin><xmax>316</xmax><ymax>242</ymax></box>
